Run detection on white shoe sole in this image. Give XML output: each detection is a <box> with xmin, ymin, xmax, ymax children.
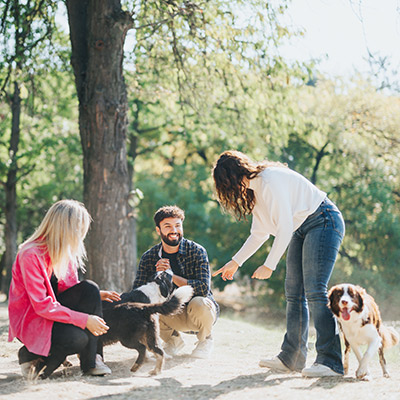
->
<box><xmin>259</xmin><ymin>358</ymin><xmax>291</xmax><ymax>372</ymax></box>
<box><xmin>301</xmin><ymin>365</ymin><xmax>342</xmax><ymax>378</ymax></box>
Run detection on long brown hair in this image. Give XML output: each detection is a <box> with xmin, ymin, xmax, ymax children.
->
<box><xmin>213</xmin><ymin>150</ymin><xmax>285</xmax><ymax>220</ymax></box>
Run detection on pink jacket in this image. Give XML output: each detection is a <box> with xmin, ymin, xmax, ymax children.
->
<box><xmin>8</xmin><ymin>245</ymin><xmax>89</xmax><ymax>356</ymax></box>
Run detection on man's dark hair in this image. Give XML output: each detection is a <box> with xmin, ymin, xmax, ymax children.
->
<box><xmin>154</xmin><ymin>205</ymin><xmax>185</xmax><ymax>227</ymax></box>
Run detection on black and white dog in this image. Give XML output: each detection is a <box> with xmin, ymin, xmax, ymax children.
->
<box><xmin>101</xmin><ymin>271</ymin><xmax>193</xmax><ymax>375</ymax></box>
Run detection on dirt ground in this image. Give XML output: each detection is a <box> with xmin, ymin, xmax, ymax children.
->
<box><xmin>1</xmin><ymin>299</ymin><xmax>400</xmax><ymax>400</ymax></box>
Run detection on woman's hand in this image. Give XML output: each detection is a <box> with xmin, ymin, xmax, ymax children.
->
<box><xmin>100</xmin><ymin>290</ymin><xmax>121</xmax><ymax>303</ymax></box>
<box><xmin>251</xmin><ymin>265</ymin><xmax>273</xmax><ymax>280</ymax></box>
<box><xmin>212</xmin><ymin>259</ymin><xmax>239</xmax><ymax>281</ymax></box>
<box><xmin>86</xmin><ymin>315</ymin><xmax>109</xmax><ymax>336</ymax></box>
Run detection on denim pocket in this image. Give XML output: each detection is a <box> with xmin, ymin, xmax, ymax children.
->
<box><xmin>325</xmin><ymin>208</ymin><xmax>345</xmax><ymax>238</ymax></box>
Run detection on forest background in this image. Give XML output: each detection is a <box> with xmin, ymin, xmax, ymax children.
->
<box><xmin>0</xmin><ymin>0</ymin><xmax>399</xmax><ymax>318</ymax></box>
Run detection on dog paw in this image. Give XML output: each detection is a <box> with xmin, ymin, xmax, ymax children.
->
<box><xmin>383</xmin><ymin>372</ymin><xmax>390</xmax><ymax>378</ymax></box>
<box><xmin>356</xmin><ymin>367</ymin><xmax>370</xmax><ymax>380</ymax></box>
<box><xmin>149</xmin><ymin>368</ymin><xmax>161</xmax><ymax>376</ymax></box>
<box><xmin>130</xmin><ymin>364</ymin><xmax>140</xmax><ymax>373</ymax></box>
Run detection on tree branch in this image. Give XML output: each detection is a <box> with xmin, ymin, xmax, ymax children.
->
<box><xmin>339</xmin><ymin>245</ymin><xmax>363</xmax><ymax>269</ymax></box>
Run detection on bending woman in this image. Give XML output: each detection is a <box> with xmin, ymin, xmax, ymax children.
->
<box><xmin>212</xmin><ymin>150</ymin><xmax>345</xmax><ymax>377</ymax></box>
<box><xmin>8</xmin><ymin>199</ymin><xmax>119</xmax><ymax>379</ymax></box>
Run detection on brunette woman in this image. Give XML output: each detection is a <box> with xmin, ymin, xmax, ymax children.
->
<box><xmin>212</xmin><ymin>150</ymin><xmax>345</xmax><ymax>377</ymax></box>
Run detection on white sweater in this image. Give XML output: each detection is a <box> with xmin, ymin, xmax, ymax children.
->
<box><xmin>232</xmin><ymin>167</ymin><xmax>326</xmax><ymax>271</ymax></box>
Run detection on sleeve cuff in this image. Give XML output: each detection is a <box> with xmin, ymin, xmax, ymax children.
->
<box><xmin>231</xmin><ymin>257</ymin><xmax>243</xmax><ymax>267</ymax></box>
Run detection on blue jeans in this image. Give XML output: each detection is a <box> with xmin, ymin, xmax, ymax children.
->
<box><xmin>278</xmin><ymin>198</ymin><xmax>345</xmax><ymax>374</ymax></box>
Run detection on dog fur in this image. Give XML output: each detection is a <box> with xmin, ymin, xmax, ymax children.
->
<box><xmin>119</xmin><ymin>270</ymin><xmax>175</xmax><ymax>304</ymax></box>
<box><xmin>328</xmin><ymin>283</ymin><xmax>399</xmax><ymax>379</ymax></box>
<box><xmin>101</xmin><ymin>272</ymin><xmax>193</xmax><ymax>375</ymax></box>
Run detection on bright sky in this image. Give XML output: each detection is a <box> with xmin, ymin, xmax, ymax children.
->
<box><xmin>280</xmin><ymin>0</ymin><xmax>400</xmax><ymax>79</ymax></box>
<box><xmin>57</xmin><ymin>1</ymin><xmax>400</xmax><ymax>83</ymax></box>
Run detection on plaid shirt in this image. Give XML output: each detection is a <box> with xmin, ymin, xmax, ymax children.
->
<box><xmin>133</xmin><ymin>238</ymin><xmax>219</xmax><ymax>315</ymax></box>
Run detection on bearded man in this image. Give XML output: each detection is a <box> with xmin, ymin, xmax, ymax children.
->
<box><xmin>132</xmin><ymin>205</ymin><xmax>219</xmax><ymax>359</ymax></box>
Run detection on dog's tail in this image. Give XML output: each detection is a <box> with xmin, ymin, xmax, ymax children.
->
<box><xmin>380</xmin><ymin>325</ymin><xmax>400</xmax><ymax>349</ymax></box>
<box><xmin>126</xmin><ymin>285</ymin><xmax>194</xmax><ymax>316</ymax></box>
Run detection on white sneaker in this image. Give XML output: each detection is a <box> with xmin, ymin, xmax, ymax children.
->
<box><xmin>191</xmin><ymin>337</ymin><xmax>213</xmax><ymax>359</ymax></box>
<box><xmin>301</xmin><ymin>363</ymin><xmax>343</xmax><ymax>378</ymax></box>
<box><xmin>86</xmin><ymin>354</ymin><xmax>111</xmax><ymax>376</ymax></box>
<box><xmin>259</xmin><ymin>356</ymin><xmax>291</xmax><ymax>372</ymax></box>
<box><xmin>164</xmin><ymin>334</ymin><xmax>185</xmax><ymax>356</ymax></box>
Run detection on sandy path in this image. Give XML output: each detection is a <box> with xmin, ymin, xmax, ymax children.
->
<box><xmin>1</xmin><ymin>302</ymin><xmax>399</xmax><ymax>400</ymax></box>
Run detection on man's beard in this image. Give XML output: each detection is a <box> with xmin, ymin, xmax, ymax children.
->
<box><xmin>161</xmin><ymin>232</ymin><xmax>182</xmax><ymax>247</ymax></box>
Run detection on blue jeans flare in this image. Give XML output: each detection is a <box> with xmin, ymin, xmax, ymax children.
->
<box><xmin>278</xmin><ymin>198</ymin><xmax>345</xmax><ymax>374</ymax></box>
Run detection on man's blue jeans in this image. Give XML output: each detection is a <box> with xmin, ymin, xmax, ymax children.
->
<box><xmin>278</xmin><ymin>198</ymin><xmax>345</xmax><ymax>374</ymax></box>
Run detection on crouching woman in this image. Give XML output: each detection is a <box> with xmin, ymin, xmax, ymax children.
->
<box><xmin>8</xmin><ymin>199</ymin><xmax>118</xmax><ymax>379</ymax></box>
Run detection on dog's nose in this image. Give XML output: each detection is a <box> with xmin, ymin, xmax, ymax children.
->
<box><xmin>341</xmin><ymin>300</ymin><xmax>348</xmax><ymax>306</ymax></box>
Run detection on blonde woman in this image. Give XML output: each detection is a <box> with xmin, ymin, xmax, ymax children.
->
<box><xmin>8</xmin><ymin>200</ymin><xmax>119</xmax><ymax>379</ymax></box>
<box><xmin>212</xmin><ymin>151</ymin><xmax>345</xmax><ymax>377</ymax></box>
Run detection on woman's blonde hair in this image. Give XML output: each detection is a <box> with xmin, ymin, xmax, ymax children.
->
<box><xmin>213</xmin><ymin>150</ymin><xmax>286</xmax><ymax>220</ymax></box>
<box><xmin>20</xmin><ymin>199</ymin><xmax>91</xmax><ymax>278</ymax></box>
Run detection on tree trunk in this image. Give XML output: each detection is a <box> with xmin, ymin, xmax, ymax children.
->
<box><xmin>1</xmin><ymin>81</ymin><xmax>20</xmax><ymax>294</ymax></box>
<box><xmin>66</xmin><ymin>0</ymin><xmax>136</xmax><ymax>291</ymax></box>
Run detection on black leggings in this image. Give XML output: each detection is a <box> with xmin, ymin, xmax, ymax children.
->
<box><xmin>19</xmin><ymin>280</ymin><xmax>103</xmax><ymax>377</ymax></box>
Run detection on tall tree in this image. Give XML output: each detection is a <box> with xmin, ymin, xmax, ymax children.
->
<box><xmin>65</xmin><ymin>0</ymin><xmax>135</xmax><ymax>290</ymax></box>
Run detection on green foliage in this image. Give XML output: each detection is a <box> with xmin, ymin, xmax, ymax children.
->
<box><xmin>131</xmin><ymin>43</ymin><xmax>400</xmax><ymax>312</ymax></box>
<box><xmin>0</xmin><ymin>68</ymin><xmax>82</xmax><ymax>244</ymax></box>
<box><xmin>0</xmin><ymin>0</ymin><xmax>399</xmax><ymax>317</ymax></box>
<box><xmin>0</xmin><ymin>25</ymin><xmax>81</xmax><ymax>250</ymax></box>
<box><xmin>277</xmin><ymin>78</ymin><xmax>400</xmax><ymax>315</ymax></box>
<box><xmin>0</xmin><ymin>0</ymin><xmax>78</xmax><ymax>260</ymax></box>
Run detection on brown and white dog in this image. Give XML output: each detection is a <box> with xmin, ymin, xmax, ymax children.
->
<box><xmin>328</xmin><ymin>283</ymin><xmax>399</xmax><ymax>380</ymax></box>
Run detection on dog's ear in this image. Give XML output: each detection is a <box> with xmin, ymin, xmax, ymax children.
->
<box><xmin>159</xmin><ymin>278</ymin><xmax>173</xmax><ymax>298</ymax></box>
<box><xmin>354</xmin><ymin>288</ymin><xmax>364</xmax><ymax>312</ymax></box>
<box><xmin>159</xmin><ymin>282</ymin><xmax>168</xmax><ymax>298</ymax></box>
<box><xmin>328</xmin><ymin>287</ymin><xmax>340</xmax><ymax>316</ymax></box>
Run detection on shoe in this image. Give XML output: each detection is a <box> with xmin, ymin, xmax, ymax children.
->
<box><xmin>301</xmin><ymin>363</ymin><xmax>343</xmax><ymax>378</ymax></box>
<box><xmin>259</xmin><ymin>356</ymin><xmax>291</xmax><ymax>372</ymax></box>
<box><xmin>20</xmin><ymin>359</ymin><xmax>46</xmax><ymax>380</ymax></box>
<box><xmin>191</xmin><ymin>336</ymin><xmax>213</xmax><ymax>359</ymax></box>
<box><xmin>85</xmin><ymin>354</ymin><xmax>111</xmax><ymax>376</ymax></box>
<box><xmin>20</xmin><ymin>361</ymin><xmax>35</xmax><ymax>379</ymax></box>
<box><xmin>164</xmin><ymin>334</ymin><xmax>185</xmax><ymax>356</ymax></box>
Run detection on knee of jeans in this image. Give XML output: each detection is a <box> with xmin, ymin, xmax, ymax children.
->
<box><xmin>285</xmin><ymin>293</ymin><xmax>306</xmax><ymax>303</ymax></box>
<box><xmin>305</xmin><ymin>289</ymin><xmax>328</xmax><ymax>303</ymax></box>
<box><xmin>70</xmin><ymin>330</ymin><xmax>89</xmax><ymax>353</ymax></box>
<box><xmin>80</xmin><ymin>280</ymin><xmax>101</xmax><ymax>298</ymax></box>
<box><xmin>285</xmin><ymin>284</ymin><xmax>304</xmax><ymax>302</ymax></box>
<box><xmin>81</xmin><ymin>280</ymin><xmax>99</xmax><ymax>291</ymax></box>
